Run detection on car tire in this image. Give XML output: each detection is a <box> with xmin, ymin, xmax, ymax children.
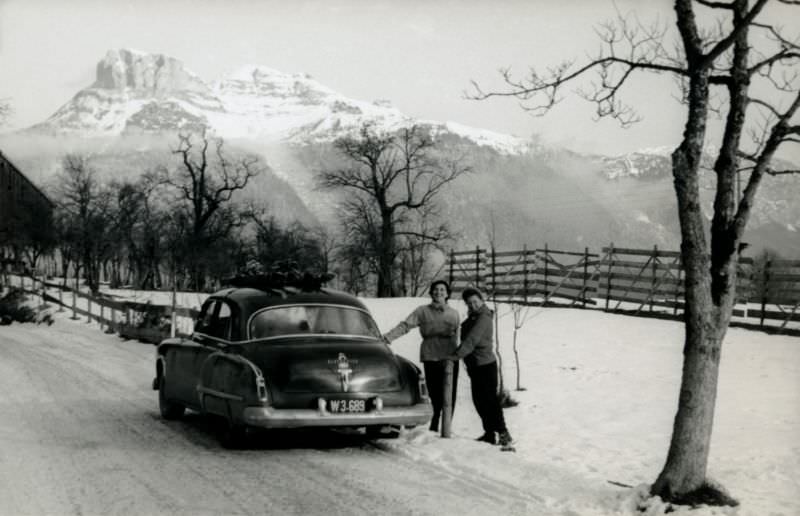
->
<box><xmin>158</xmin><ymin>375</ymin><xmax>185</xmax><ymax>420</ymax></box>
<box><xmin>216</xmin><ymin>418</ymin><xmax>249</xmax><ymax>449</ymax></box>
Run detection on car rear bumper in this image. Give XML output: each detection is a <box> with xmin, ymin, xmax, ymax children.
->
<box><xmin>242</xmin><ymin>402</ymin><xmax>433</xmax><ymax>429</ymax></box>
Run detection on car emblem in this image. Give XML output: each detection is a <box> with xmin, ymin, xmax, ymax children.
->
<box><xmin>328</xmin><ymin>353</ymin><xmax>357</xmax><ymax>392</ymax></box>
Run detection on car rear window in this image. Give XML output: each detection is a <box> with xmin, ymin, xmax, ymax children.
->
<box><xmin>249</xmin><ymin>305</ymin><xmax>381</xmax><ymax>340</ymax></box>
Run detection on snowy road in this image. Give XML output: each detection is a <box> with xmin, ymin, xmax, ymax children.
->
<box><xmin>3</xmin><ymin>300</ymin><xmax>798</xmax><ymax>516</ymax></box>
<box><xmin>0</xmin><ymin>321</ymin><xmax>544</xmax><ymax>516</ymax></box>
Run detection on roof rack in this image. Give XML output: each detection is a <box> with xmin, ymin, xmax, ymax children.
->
<box><xmin>223</xmin><ymin>262</ymin><xmax>335</xmax><ymax>292</ymax></box>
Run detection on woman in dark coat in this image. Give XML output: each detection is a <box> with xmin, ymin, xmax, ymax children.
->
<box><xmin>452</xmin><ymin>287</ymin><xmax>513</xmax><ymax>446</ymax></box>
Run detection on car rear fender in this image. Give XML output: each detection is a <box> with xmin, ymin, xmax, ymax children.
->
<box><xmin>197</xmin><ymin>351</ymin><xmax>268</xmax><ymax>423</ymax></box>
<box><xmin>398</xmin><ymin>357</ymin><xmax>430</xmax><ymax>404</ymax></box>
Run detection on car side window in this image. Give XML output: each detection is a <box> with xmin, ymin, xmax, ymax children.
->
<box><xmin>210</xmin><ymin>302</ymin><xmax>232</xmax><ymax>341</ymax></box>
<box><xmin>195</xmin><ymin>300</ymin><xmax>218</xmax><ymax>335</ymax></box>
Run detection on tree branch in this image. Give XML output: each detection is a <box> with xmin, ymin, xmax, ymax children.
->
<box><xmin>702</xmin><ymin>0</ymin><xmax>769</xmax><ymax>66</ymax></box>
<box><xmin>694</xmin><ymin>0</ymin><xmax>734</xmax><ymax>9</ymax></box>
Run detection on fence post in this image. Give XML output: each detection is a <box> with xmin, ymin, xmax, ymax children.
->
<box><xmin>583</xmin><ymin>247</ymin><xmax>589</xmax><ymax>308</ymax></box>
<box><xmin>58</xmin><ymin>285</ymin><xmax>64</xmax><ymax>312</ymax></box>
<box><xmin>490</xmin><ymin>246</ymin><xmax>497</xmax><ymax>300</ymax></box>
<box><xmin>523</xmin><ymin>244</ymin><xmax>529</xmax><ymax>303</ymax></box>
<box><xmin>543</xmin><ymin>243</ymin><xmax>549</xmax><ymax>304</ymax></box>
<box><xmin>441</xmin><ymin>360</ymin><xmax>454</xmax><ymax>438</ymax></box>
<box><xmin>474</xmin><ymin>246</ymin><xmax>481</xmax><ymax>290</ymax></box>
<box><xmin>650</xmin><ymin>245</ymin><xmax>658</xmax><ymax>312</ymax></box>
<box><xmin>448</xmin><ymin>249</ymin><xmax>455</xmax><ymax>288</ymax></box>
<box><xmin>605</xmin><ymin>243</ymin><xmax>614</xmax><ymax>311</ymax></box>
<box><xmin>760</xmin><ymin>259</ymin><xmax>771</xmax><ymax>328</ymax></box>
<box><xmin>87</xmin><ymin>296</ymin><xmax>92</xmax><ymax>323</ymax></box>
<box><xmin>674</xmin><ymin>257</ymin><xmax>682</xmax><ymax>316</ymax></box>
<box><xmin>170</xmin><ymin>282</ymin><xmax>177</xmax><ymax>339</ymax></box>
<box><xmin>71</xmin><ymin>277</ymin><xmax>78</xmax><ymax>320</ymax></box>
<box><xmin>111</xmin><ymin>306</ymin><xmax>117</xmax><ymax>333</ymax></box>
<box><xmin>38</xmin><ymin>275</ymin><xmax>45</xmax><ymax>309</ymax></box>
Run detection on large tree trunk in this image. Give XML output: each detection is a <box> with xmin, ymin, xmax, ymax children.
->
<box><xmin>652</xmin><ymin>283</ymin><xmax>728</xmax><ymax>497</ymax></box>
<box><xmin>376</xmin><ymin>216</ymin><xmax>395</xmax><ymax>297</ymax></box>
<box><xmin>652</xmin><ymin>68</ymin><xmax>734</xmax><ymax>500</ymax></box>
<box><xmin>653</xmin><ymin>148</ymin><xmax>740</xmax><ymax>502</ymax></box>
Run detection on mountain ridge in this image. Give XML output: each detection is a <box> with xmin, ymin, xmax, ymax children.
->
<box><xmin>28</xmin><ymin>48</ymin><xmax>533</xmax><ymax>155</ymax></box>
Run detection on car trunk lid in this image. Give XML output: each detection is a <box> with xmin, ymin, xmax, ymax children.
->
<box><xmin>243</xmin><ymin>338</ymin><xmax>404</xmax><ymax>394</ymax></box>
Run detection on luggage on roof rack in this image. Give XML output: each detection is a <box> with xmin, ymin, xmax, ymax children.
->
<box><xmin>223</xmin><ymin>263</ymin><xmax>334</xmax><ymax>292</ymax></box>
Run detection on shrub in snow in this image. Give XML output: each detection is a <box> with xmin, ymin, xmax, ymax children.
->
<box><xmin>0</xmin><ymin>288</ymin><xmax>39</xmax><ymax>324</ymax></box>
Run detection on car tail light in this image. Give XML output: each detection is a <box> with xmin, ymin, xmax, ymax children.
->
<box><xmin>256</xmin><ymin>375</ymin><xmax>269</xmax><ymax>404</ymax></box>
<box><xmin>373</xmin><ymin>397</ymin><xmax>383</xmax><ymax>412</ymax></box>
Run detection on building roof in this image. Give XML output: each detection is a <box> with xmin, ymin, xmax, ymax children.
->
<box><xmin>0</xmin><ymin>149</ymin><xmax>54</xmax><ymax>208</ymax></box>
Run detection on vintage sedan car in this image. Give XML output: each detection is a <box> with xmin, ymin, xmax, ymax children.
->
<box><xmin>153</xmin><ymin>276</ymin><xmax>432</xmax><ymax>446</ymax></box>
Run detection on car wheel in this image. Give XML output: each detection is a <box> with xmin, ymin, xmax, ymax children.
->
<box><xmin>158</xmin><ymin>375</ymin><xmax>185</xmax><ymax>420</ymax></box>
<box><xmin>216</xmin><ymin>417</ymin><xmax>249</xmax><ymax>449</ymax></box>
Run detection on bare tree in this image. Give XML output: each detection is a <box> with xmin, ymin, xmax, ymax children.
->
<box><xmin>164</xmin><ymin>128</ymin><xmax>262</xmax><ymax>290</ymax></box>
<box><xmin>53</xmin><ymin>209</ymin><xmax>79</xmax><ymax>287</ymax></box>
<box><xmin>318</xmin><ymin>123</ymin><xmax>470</xmax><ymax>297</ymax></box>
<box><xmin>397</xmin><ymin>204</ymin><xmax>452</xmax><ymax>296</ymax></box>
<box><xmin>240</xmin><ymin>205</ymin><xmax>328</xmax><ymax>273</ymax></box>
<box><xmin>55</xmin><ymin>155</ymin><xmax>116</xmax><ymax>295</ymax></box>
<box><xmin>106</xmin><ymin>177</ymin><xmax>169</xmax><ymax>289</ymax></box>
<box><xmin>509</xmin><ymin>302</ymin><xmax>539</xmax><ymax>392</ymax></box>
<box><xmin>471</xmin><ymin>0</ymin><xmax>799</xmax><ymax>505</ymax></box>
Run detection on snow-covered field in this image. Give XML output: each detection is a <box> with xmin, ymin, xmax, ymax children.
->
<box><xmin>1</xmin><ymin>287</ymin><xmax>798</xmax><ymax>515</ymax></box>
<box><xmin>368</xmin><ymin>298</ymin><xmax>800</xmax><ymax>516</ymax></box>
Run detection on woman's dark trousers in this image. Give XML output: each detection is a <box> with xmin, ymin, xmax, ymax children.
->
<box><xmin>423</xmin><ymin>360</ymin><xmax>459</xmax><ymax>432</ymax></box>
<box><xmin>467</xmin><ymin>361</ymin><xmax>507</xmax><ymax>434</ymax></box>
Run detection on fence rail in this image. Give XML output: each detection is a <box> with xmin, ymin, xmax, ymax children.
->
<box><xmin>5</xmin><ymin>242</ymin><xmax>800</xmax><ymax>341</ymax></box>
<box><xmin>447</xmin><ymin>244</ymin><xmax>800</xmax><ymax>333</ymax></box>
<box><xmin>3</xmin><ymin>274</ymin><xmax>202</xmax><ymax>343</ymax></box>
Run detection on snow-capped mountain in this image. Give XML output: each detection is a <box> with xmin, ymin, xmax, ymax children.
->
<box><xmin>597</xmin><ymin>149</ymin><xmax>673</xmax><ymax>180</ymax></box>
<box><xmin>31</xmin><ymin>49</ymin><xmax>531</xmax><ymax>154</ymax></box>
<box><xmin>591</xmin><ymin>147</ymin><xmax>800</xmax><ymax>255</ymax></box>
<box><xmin>7</xmin><ymin>49</ymin><xmax>800</xmax><ymax>256</ymax></box>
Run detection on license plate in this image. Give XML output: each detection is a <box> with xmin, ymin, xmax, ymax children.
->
<box><xmin>328</xmin><ymin>399</ymin><xmax>366</xmax><ymax>413</ymax></box>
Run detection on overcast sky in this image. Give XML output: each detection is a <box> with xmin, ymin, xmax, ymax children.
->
<box><xmin>0</xmin><ymin>0</ymin><xmax>797</xmax><ymax>160</ymax></box>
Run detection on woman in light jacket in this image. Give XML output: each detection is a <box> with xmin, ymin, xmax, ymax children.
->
<box><xmin>383</xmin><ymin>280</ymin><xmax>459</xmax><ymax>432</ymax></box>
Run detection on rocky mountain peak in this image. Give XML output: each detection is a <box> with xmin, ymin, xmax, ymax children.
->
<box><xmin>216</xmin><ymin>64</ymin><xmax>336</xmax><ymax>105</ymax></box>
<box><xmin>223</xmin><ymin>64</ymin><xmax>309</xmax><ymax>83</ymax></box>
<box><xmin>93</xmin><ymin>48</ymin><xmax>208</xmax><ymax>96</ymax></box>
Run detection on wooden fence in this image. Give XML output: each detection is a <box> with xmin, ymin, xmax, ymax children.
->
<box><xmin>3</xmin><ymin>274</ymin><xmax>201</xmax><ymax>343</ymax></box>
<box><xmin>448</xmin><ymin>244</ymin><xmax>800</xmax><ymax>332</ymax></box>
<box><xmin>5</xmin><ymin>244</ymin><xmax>799</xmax><ymax>339</ymax></box>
